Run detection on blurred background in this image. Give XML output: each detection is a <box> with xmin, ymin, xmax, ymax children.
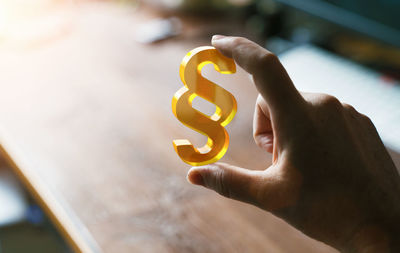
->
<box><xmin>0</xmin><ymin>0</ymin><xmax>399</xmax><ymax>252</ymax></box>
<box><xmin>0</xmin><ymin>154</ymin><xmax>71</xmax><ymax>252</ymax></box>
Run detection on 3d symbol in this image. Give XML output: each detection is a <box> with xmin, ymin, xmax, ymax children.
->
<box><xmin>172</xmin><ymin>46</ymin><xmax>237</xmax><ymax>166</ymax></box>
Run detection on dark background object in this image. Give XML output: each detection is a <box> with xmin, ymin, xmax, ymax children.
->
<box><xmin>271</xmin><ymin>0</ymin><xmax>400</xmax><ymax>48</ymax></box>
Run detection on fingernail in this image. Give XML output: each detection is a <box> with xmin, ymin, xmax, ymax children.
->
<box><xmin>212</xmin><ymin>35</ymin><xmax>226</xmax><ymax>41</ymax></box>
<box><xmin>187</xmin><ymin>168</ymin><xmax>204</xmax><ymax>186</ymax></box>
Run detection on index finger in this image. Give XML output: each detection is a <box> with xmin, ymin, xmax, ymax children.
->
<box><xmin>211</xmin><ymin>35</ymin><xmax>305</xmax><ymax>117</ymax></box>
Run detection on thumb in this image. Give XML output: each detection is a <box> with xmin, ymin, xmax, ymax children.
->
<box><xmin>187</xmin><ymin>162</ymin><xmax>302</xmax><ymax>211</ymax></box>
<box><xmin>187</xmin><ymin>162</ymin><xmax>268</xmax><ymax>207</ymax></box>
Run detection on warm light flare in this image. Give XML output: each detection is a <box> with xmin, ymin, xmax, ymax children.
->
<box><xmin>0</xmin><ymin>0</ymin><xmax>73</xmax><ymax>47</ymax></box>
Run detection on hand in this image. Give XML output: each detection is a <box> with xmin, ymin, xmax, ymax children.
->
<box><xmin>187</xmin><ymin>36</ymin><xmax>400</xmax><ymax>253</ymax></box>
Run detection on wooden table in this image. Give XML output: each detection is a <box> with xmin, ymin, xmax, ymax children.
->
<box><xmin>1</xmin><ymin>2</ymin><xmax>398</xmax><ymax>253</ymax></box>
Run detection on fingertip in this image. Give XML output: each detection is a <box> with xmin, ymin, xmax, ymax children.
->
<box><xmin>187</xmin><ymin>167</ymin><xmax>205</xmax><ymax>186</ymax></box>
<box><xmin>211</xmin><ymin>35</ymin><xmax>232</xmax><ymax>57</ymax></box>
<box><xmin>211</xmin><ymin>34</ymin><xmax>226</xmax><ymax>42</ymax></box>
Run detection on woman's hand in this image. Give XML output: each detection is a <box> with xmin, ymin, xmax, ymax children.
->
<box><xmin>187</xmin><ymin>36</ymin><xmax>400</xmax><ymax>253</ymax></box>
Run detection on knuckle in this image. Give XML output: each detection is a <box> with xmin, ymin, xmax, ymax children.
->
<box><xmin>231</xmin><ymin>37</ymin><xmax>247</xmax><ymax>47</ymax></box>
<box><xmin>342</xmin><ymin>103</ymin><xmax>356</xmax><ymax>112</ymax></box>
<box><xmin>253</xmin><ymin>133</ymin><xmax>273</xmax><ymax>151</ymax></box>
<box><xmin>214</xmin><ymin>169</ymin><xmax>232</xmax><ymax>198</ymax></box>
<box><xmin>342</xmin><ymin>103</ymin><xmax>359</xmax><ymax>119</ymax></box>
<box><xmin>258</xmin><ymin>52</ymin><xmax>279</xmax><ymax>68</ymax></box>
<box><xmin>360</xmin><ymin>113</ymin><xmax>373</xmax><ymax>125</ymax></box>
<box><xmin>320</xmin><ymin>94</ymin><xmax>342</xmax><ymax>112</ymax></box>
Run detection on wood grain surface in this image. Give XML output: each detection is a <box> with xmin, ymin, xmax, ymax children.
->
<box><xmin>0</xmin><ymin>2</ymin><xmax>398</xmax><ymax>253</ymax></box>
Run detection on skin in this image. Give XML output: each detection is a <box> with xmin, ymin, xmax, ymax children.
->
<box><xmin>187</xmin><ymin>36</ymin><xmax>400</xmax><ymax>253</ymax></box>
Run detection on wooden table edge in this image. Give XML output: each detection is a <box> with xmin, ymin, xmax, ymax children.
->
<box><xmin>0</xmin><ymin>128</ymin><xmax>101</xmax><ymax>253</ymax></box>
